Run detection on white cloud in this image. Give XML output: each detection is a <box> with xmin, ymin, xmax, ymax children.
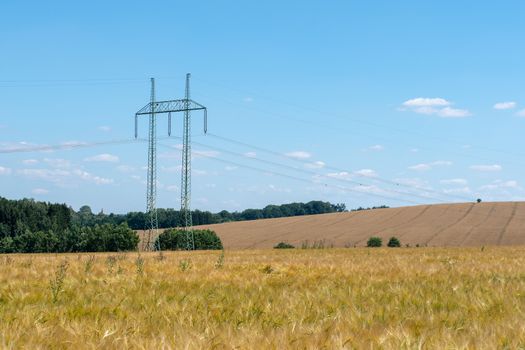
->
<box><xmin>166</xmin><ymin>185</ymin><xmax>179</xmax><ymax>192</ymax></box>
<box><xmin>493</xmin><ymin>101</ymin><xmax>516</xmax><ymax>110</ymax></box>
<box><xmin>244</xmin><ymin>152</ymin><xmax>257</xmax><ymax>158</ymax></box>
<box><xmin>61</xmin><ymin>141</ymin><xmax>87</xmax><ymax>148</ymax></box>
<box><xmin>116</xmin><ymin>165</ymin><xmax>136</xmax><ymax>173</ymax></box>
<box><xmin>437</xmin><ymin>107</ymin><xmax>471</xmax><ymax>118</ymax></box>
<box><xmin>402</xmin><ymin>98</ymin><xmax>451</xmax><ymax>107</ymax></box>
<box><xmin>18</xmin><ymin>168</ymin><xmax>69</xmax><ymax>181</ymax></box>
<box><xmin>161</xmin><ymin>165</ymin><xmax>182</xmax><ymax>173</ymax></box>
<box><xmin>44</xmin><ymin>158</ymin><xmax>71</xmax><ymax>168</ymax></box>
<box><xmin>22</xmin><ymin>159</ymin><xmax>39</xmax><ymax>165</ymax></box>
<box><xmin>72</xmin><ymin>169</ymin><xmax>113</xmax><ymax>185</ymax></box>
<box><xmin>325</xmin><ymin>171</ymin><xmax>352</xmax><ymax>180</ymax></box>
<box><xmin>285</xmin><ymin>151</ymin><xmax>311</xmax><ymax>159</ymax></box>
<box><xmin>225</xmin><ymin>166</ymin><xmax>238</xmax><ymax>171</ymax></box>
<box><xmin>517</xmin><ymin>109</ymin><xmax>525</xmax><ymax>117</ymax></box>
<box><xmin>443</xmin><ymin>187</ymin><xmax>471</xmax><ymax>194</ymax></box>
<box><xmin>470</xmin><ymin>164</ymin><xmax>502</xmax><ymax>172</ymax></box>
<box><xmin>32</xmin><ymin>188</ymin><xmax>49</xmax><ymax>195</ymax></box>
<box><xmin>324</xmin><ymin>169</ymin><xmax>378</xmax><ymax>180</ymax></box>
<box><xmin>98</xmin><ymin>126</ymin><xmax>112</xmax><ymax>132</ymax></box>
<box><xmin>480</xmin><ymin>180</ymin><xmax>520</xmax><ymax>191</ymax></box>
<box><xmin>408</xmin><ymin>160</ymin><xmax>452</xmax><ymax>171</ymax></box>
<box><xmin>401</xmin><ymin>97</ymin><xmax>471</xmax><ymax>118</ymax></box>
<box><xmin>367</xmin><ymin>145</ymin><xmax>384</xmax><ymax>152</ymax></box>
<box><xmin>394</xmin><ymin>177</ymin><xmax>431</xmax><ymax>189</ymax></box>
<box><xmin>440</xmin><ymin>178</ymin><xmax>468</xmax><ymax>185</ymax></box>
<box><xmin>0</xmin><ymin>166</ymin><xmax>11</xmax><ymax>175</ymax></box>
<box><xmin>304</xmin><ymin>161</ymin><xmax>325</xmax><ymax>169</ymax></box>
<box><xmin>354</xmin><ymin>169</ymin><xmax>378</xmax><ymax>178</ymax></box>
<box><xmin>84</xmin><ymin>153</ymin><xmax>119</xmax><ymax>163</ymax></box>
<box><xmin>193</xmin><ymin>149</ymin><xmax>220</xmax><ymax>158</ymax></box>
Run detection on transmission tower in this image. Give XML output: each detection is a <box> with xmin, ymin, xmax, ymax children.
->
<box><xmin>135</xmin><ymin>74</ymin><xmax>207</xmax><ymax>250</ymax></box>
<box><xmin>181</xmin><ymin>73</ymin><xmax>193</xmax><ymax>250</ymax></box>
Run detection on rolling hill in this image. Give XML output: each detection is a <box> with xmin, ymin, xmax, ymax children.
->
<box><xmin>190</xmin><ymin>202</ymin><xmax>525</xmax><ymax>249</ymax></box>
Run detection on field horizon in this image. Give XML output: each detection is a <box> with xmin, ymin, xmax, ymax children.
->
<box><xmin>186</xmin><ymin>201</ymin><xmax>525</xmax><ymax>249</ymax></box>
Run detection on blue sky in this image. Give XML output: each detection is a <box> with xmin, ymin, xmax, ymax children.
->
<box><xmin>1</xmin><ymin>1</ymin><xmax>524</xmax><ymax>213</ymax></box>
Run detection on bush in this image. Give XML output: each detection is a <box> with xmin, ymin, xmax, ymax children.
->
<box><xmin>367</xmin><ymin>236</ymin><xmax>382</xmax><ymax>247</ymax></box>
<box><xmin>157</xmin><ymin>229</ymin><xmax>223</xmax><ymax>250</ymax></box>
<box><xmin>274</xmin><ymin>242</ymin><xmax>295</xmax><ymax>249</ymax></box>
<box><xmin>387</xmin><ymin>236</ymin><xmax>401</xmax><ymax>247</ymax></box>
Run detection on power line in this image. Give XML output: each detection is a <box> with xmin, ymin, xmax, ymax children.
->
<box><xmin>0</xmin><ymin>138</ymin><xmax>145</xmax><ymax>154</ymax></box>
<box><xmin>175</xmin><ymin>137</ymin><xmax>462</xmax><ymax>205</ymax></box>
<box><xmin>205</xmin><ymin>133</ymin><xmax>475</xmax><ymax>203</ymax></box>
<box><xmin>157</xmin><ymin>142</ymin><xmax>424</xmax><ymax>206</ymax></box>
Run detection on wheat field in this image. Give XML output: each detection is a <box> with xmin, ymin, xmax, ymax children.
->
<box><xmin>1</xmin><ymin>247</ymin><xmax>525</xmax><ymax>349</ymax></box>
<box><xmin>193</xmin><ymin>202</ymin><xmax>525</xmax><ymax>249</ymax></box>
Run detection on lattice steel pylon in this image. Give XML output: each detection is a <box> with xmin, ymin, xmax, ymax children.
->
<box><xmin>135</xmin><ymin>74</ymin><xmax>207</xmax><ymax>251</ymax></box>
<box><xmin>181</xmin><ymin>73</ymin><xmax>193</xmax><ymax>250</ymax></box>
<box><xmin>142</xmin><ymin>78</ymin><xmax>159</xmax><ymax>251</ymax></box>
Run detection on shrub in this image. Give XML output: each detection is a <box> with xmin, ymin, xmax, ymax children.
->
<box><xmin>156</xmin><ymin>229</ymin><xmax>223</xmax><ymax>250</ymax></box>
<box><xmin>367</xmin><ymin>237</ymin><xmax>382</xmax><ymax>247</ymax></box>
<box><xmin>387</xmin><ymin>236</ymin><xmax>401</xmax><ymax>247</ymax></box>
<box><xmin>274</xmin><ymin>242</ymin><xmax>295</xmax><ymax>249</ymax></box>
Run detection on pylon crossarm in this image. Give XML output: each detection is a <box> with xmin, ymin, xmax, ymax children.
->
<box><xmin>135</xmin><ymin>99</ymin><xmax>206</xmax><ymax>115</ymax></box>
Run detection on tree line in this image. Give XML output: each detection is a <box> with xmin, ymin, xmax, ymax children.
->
<box><xmin>0</xmin><ymin>197</ymin><xmax>138</xmax><ymax>253</ymax></box>
<box><xmin>72</xmin><ymin>200</ymin><xmax>347</xmax><ymax>229</ymax></box>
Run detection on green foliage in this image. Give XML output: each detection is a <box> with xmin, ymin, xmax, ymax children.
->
<box><xmin>274</xmin><ymin>242</ymin><xmax>295</xmax><ymax>249</ymax></box>
<box><xmin>70</xmin><ymin>200</ymin><xmax>347</xmax><ymax>229</ymax></box>
<box><xmin>0</xmin><ymin>223</ymin><xmax>139</xmax><ymax>253</ymax></box>
<box><xmin>156</xmin><ymin>229</ymin><xmax>223</xmax><ymax>251</ymax></box>
<box><xmin>50</xmin><ymin>260</ymin><xmax>69</xmax><ymax>303</ymax></box>
<box><xmin>387</xmin><ymin>236</ymin><xmax>401</xmax><ymax>247</ymax></box>
<box><xmin>367</xmin><ymin>237</ymin><xmax>382</xmax><ymax>247</ymax></box>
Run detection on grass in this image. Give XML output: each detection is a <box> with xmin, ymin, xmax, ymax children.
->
<box><xmin>1</xmin><ymin>248</ymin><xmax>525</xmax><ymax>348</ymax></box>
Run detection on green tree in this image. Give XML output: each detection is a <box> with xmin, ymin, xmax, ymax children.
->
<box><xmin>367</xmin><ymin>237</ymin><xmax>382</xmax><ymax>247</ymax></box>
<box><xmin>387</xmin><ymin>236</ymin><xmax>401</xmax><ymax>247</ymax></box>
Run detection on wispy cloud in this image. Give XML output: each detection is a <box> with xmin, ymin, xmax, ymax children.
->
<box><xmin>493</xmin><ymin>101</ymin><xmax>516</xmax><ymax>110</ymax></box>
<box><xmin>440</xmin><ymin>178</ymin><xmax>468</xmax><ymax>185</ymax></box>
<box><xmin>18</xmin><ymin>168</ymin><xmax>113</xmax><ymax>185</ymax></box>
<box><xmin>0</xmin><ymin>166</ymin><xmax>11</xmax><ymax>175</ymax></box>
<box><xmin>408</xmin><ymin>160</ymin><xmax>452</xmax><ymax>171</ymax></box>
<box><xmin>44</xmin><ymin>158</ymin><xmax>71</xmax><ymax>168</ymax></box>
<box><xmin>98</xmin><ymin>126</ymin><xmax>112</xmax><ymax>132</ymax></box>
<box><xmin>517</xmin><ymin>109</ymin><xmax>525</xmax><ymax>117</ymax></box>
<box><xmin>166</xmin><ymin>185</ymin><xmax>179</xmax><ymax>192</ymax></box>
<box><xmin>84</xmin><ymin>153</ymin><xmax>119</xmax><ymax>163</ymax></box>
<box><xmin>480</xmin><ymin>180</ymin><xmax>520</xmax><ymax>190</ymax></box>
<box><xmin>72</xmin><ymin>169</ymin><xmax>114</xmax><ymax>185</ymax></box>
<box><xmin>304</xmin><ymin>161</ymin><xmax>325</xmax><ymax>169</ymax></box>
<box><xmin>443</xmin><ymin>187</ymin><xmax>471</xmax><ymax>194</ymax></box>
<box><xmin>32</xmin><ymin>188</ymin><xmax>49</xmax><ymax>195</ymax></box>
<box><xmin>401</xmin><ymin>97</ymin><xmax>471</xmax><ymax>118</ymax></box>
<box><xmin>403</xmin><ymin>98</ymin><xmax>451</xmax><ymax>107</ymax></box>
<box><xmin>22</xmin><ymin>159</ymin><xmax>39</xmax><ymax>165</ymax></box>
<box><xmin>366</xmin><ymin>145</ymin><xmax>384</xmax><ymax>152</ymax></box>
<box><xmin>244</xmin><ymin>152</ymin><xmax>257</xmax><ymax>158</ymax></box>
<box><xmin>285</xmin><ymin>151</ymin><xmax>311</xmax><ymax>159</ymax></box>
<box><xmin>470</xmin><ymin>164</ymin><xmax>502</xmax><ymax>172</ymax></box>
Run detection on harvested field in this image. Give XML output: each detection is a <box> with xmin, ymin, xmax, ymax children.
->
<box><xmin>192</xmin><ymin>202</ymin><xmax>525</xmax><ymax>249</ymax></box>
<box><xmin>2</xmin><ymin>248</ymin><xmax>525</xmax><ymax>348</ymax></box>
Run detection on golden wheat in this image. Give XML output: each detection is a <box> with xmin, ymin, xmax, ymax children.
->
<box><xmin>1</xmin><ymin>248</ymin><xmax>525</xmax><ymax>349</ymax></box>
